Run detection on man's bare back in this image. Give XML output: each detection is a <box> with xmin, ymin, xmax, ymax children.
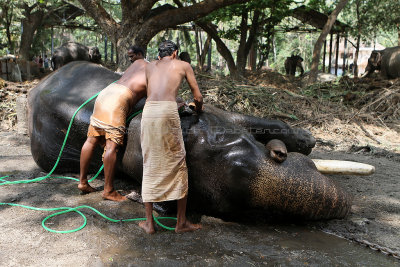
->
<box><xmin>146</xmin><ymin>57</ymin><xmax>203</xmax><ymax>111</ymax></box>
<box><xmin>117</xmin><ymin>59</ymin><xmax>147</xmax><ymax>106</ymax></box>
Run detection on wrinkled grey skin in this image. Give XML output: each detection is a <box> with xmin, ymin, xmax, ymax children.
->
<box><xmin>51</xmin><ymin>42</ymin><xmax>101</xmax><ymax>70</ymax></box>
<box><xmin>28</xmin><ymin>61</ymin><xmax>351</xmax><ymax>221</ymax></box>
<box><xmin>364</xmin><ymin>46</ymin><xmax>400</xmax><ymax>79</ymax></box>
<box><xmin>285</xmin><ymin>55</ymin><xmax>305</xmax><ymax>76</ymax></box>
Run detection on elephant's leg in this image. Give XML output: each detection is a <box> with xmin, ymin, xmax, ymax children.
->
<box><xmin>285</xmin><ymin>62</ymin><xmax>290</xmax><ymax>75</ymax></box>
<box><xmin>292</xmin><ymin>63</ymin><xmax>297</xmax><ymax>75</ymax></box>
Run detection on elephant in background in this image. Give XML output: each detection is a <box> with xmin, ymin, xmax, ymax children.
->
<box><xmin>284</xmin><ymin>55</ymin><xmax>304</xmax><ymax>77</ymax></box>
<box><xmin>88</xmin><ymin>46</ymin><xmax>101</xmax><ymax>64</ymax></box>
<box><xmin>363</xmin><ymin>46</ymin><xmax>400</xmax><ymax>79</ymax></box>
<box><xmin>51</xmin><ymin>42</ymin><xmax>101</xmax><ymax>70</ymax></box>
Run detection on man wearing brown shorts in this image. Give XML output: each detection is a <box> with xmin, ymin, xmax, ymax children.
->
<box><xmin>139</xmin><ymin>40</ymin><xmax>203</xmax><ymax>233</ymax></box>
<box><xmin>78</xmin><ymin>46</ymin><xmax>147</xmax><ymax>202</ymax></box>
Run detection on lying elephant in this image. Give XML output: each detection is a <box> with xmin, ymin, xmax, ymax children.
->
<box><xmin>284</xmin><ymin>55</ymin><xmax>304</xmax><ymax>76</ymax></box>
<box><xmin>364</xmin><ymin>46</ymin><xmax>400</xmax><ymax>79</ymax></box>
<box><xmin>51</xmin><ymin>42</ymin><xmax>101</xmax><ymax>70</ymax></box>
<box><xmin>28</xmin><ymin>61</ymin><xmax>351</xmax><ymax>220</ymax></box>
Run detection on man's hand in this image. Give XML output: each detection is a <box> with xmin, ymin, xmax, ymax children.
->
<box><xmin>188</xmin><ymin>102</ymin><xmax>204</xmax><ymax>113</ymax></box>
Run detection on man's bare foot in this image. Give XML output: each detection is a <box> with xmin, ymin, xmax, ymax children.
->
<box><xmin>175</xmin><ymin>221</ymin><xmax>202</xmax><ymax>233</ymax></box>
<box><xmin>102</xmin><ymin>190</ymin><xmax>127</xmax><ymax>202</ymax></box>
<box><xmin>78</xmin><ymin>183</ymin><xmax>97</xmax><ymax>194</ymax></box>
<box><xmin>139</xmin><ymin>221</ymin><xmax>155</xmax><ymax>234</ymax></box>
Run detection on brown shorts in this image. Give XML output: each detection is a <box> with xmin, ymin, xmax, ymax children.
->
<box><xmin>87</xmin><ymin>123</ymin><xmax>124</xmax><ymax>146</ymax></box>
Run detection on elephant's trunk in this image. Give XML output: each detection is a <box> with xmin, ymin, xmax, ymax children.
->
<box><xmin>250</xmin><ymin>154</ymin><xmax>352</xmax><ymax>220</ymax></box>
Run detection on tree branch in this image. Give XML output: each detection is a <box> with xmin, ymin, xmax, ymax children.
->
<box><xmin>121</xmin><ymin>0</ymin><xmax>158</xmax><ymax>23</ymax></box>
<box><xmin>143</xmin><ymin>0</ymin><xmax>249</xmax><ymax>32</ymax></box>
<box><xmin>173</xmin><ymin>0</ymin><xmax>184</xmax><ymax>8</ymax></box>
<box><xmin>196</xmin><ymin>20</ymin><xmax>238</xmax><ymax>76</ymax></box>
<box><xmin>77</xmin><ymin>0</ymin><xmax>119</xmax><ymax>35</ymax></box>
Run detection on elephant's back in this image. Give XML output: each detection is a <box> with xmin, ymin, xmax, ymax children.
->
<box><xmin>28</xmin><ymin>61</ymin><xmax>120</xmax><ymax>172</ymax></box>
<box><xmin>383</xmin><ymin>46</ymin><xmax>400</xmax><ymax>78</ymax></box>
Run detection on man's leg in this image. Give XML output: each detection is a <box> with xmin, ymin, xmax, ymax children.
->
<box><xmin>139</xmin><ymin>202</ymin><xmax>155</xmax><ymax>234</ymax></box>
<box><xmin>175</xmin><ymin>196</ymin><xmax>202</xmax><ymax>233</ymax></box>
<box><xmin>102</xmin><ymin>139</ymin><xmax>126</xmax><ymax>201</ymax></box>
<box><xmin>78</xmin><ymin>136</ymin><xmax>101</xmax><ymax>193</ymax></box>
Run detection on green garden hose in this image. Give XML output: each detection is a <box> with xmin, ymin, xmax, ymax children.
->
<box><xmin>0</xmin><ymin>202</ymin><xmax>176</xmax><ymax>233</ymax></box>
<box><xmin>0</xmin><ymin>91</ymin><xmax>103</xmax><ymax>185</ymax></box>
<box><xmin>0</xmin><ymin>88</ymin><xmax>177</xmax><ymax>232</ymax></box>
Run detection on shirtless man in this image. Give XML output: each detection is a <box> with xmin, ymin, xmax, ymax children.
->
<box><xmin>78</xmin><ymin>47</ymin><xmax>147</xmax><ymax>202</ymax></box>
<box><xmin>139</xmin><ymin>40</ymin><xmax>203</xmax><ymax>234</ymax></box>
<box><xmin>127</xmin><ymin>45</ymin><xmax>145</xmax><ymax>63</ymax></box>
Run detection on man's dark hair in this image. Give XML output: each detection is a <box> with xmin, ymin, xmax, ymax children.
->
<box><xmin>128</xmin><ymin>45</ymin><xmax>145</xmax><ymax>56</ymax></box>
<box><xmin>158</xmin><ymin>40</ymin><xmax>178</xmax><ymax>58</ymax></box>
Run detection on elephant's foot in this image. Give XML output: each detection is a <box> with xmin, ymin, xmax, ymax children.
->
<box><xmin>102</xmin><ymin>190</ymin><xmax>127</xmax><ymax>202</ymax></box>
<box><xmin>175</xmin><ymin>221</ymin><xmax>202</xmax><ymax>233</ymax></box>
<box><xmin>139</xmin><ymin>220</ymin><xmax>155</xmax><ymax>234</ymax></box>
<box><xmin>78</xmin><ymin>183</ymin><xmax>98</xmax><ymax>194</ymax></box>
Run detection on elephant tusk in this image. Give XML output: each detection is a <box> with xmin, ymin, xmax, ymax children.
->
<box><xmin>361</xmin><ymin>71</ymin><xmax>369</xmax><ymax>78</ymax></box>
<box><xmin>311</xmin><ymin>159</ymin><xmax>375</xmax><ymax>176</ymax></box>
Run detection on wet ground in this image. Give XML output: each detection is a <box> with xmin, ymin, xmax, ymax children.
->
<box><xmin>0</xmin><ymin>131</ymin><xmax>399</xmax><ymax>266</ymax></box>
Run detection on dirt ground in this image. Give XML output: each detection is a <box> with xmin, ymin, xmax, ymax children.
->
<box><xmin>1</xmin><ymin>131</ymin><xmax>399</xmax><ymax>266</ymax></box>
<box><xmin>0</xmin><ymin>73</ymin><xmax>399</xmax><ymax>265</ymax></box>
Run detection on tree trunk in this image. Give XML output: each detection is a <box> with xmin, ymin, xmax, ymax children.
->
<box><xmin>236</xmin><ymin>10</ymin><xmax>249</xmax><ymax>73</ymax></box>
<box><xmin>307</xmin><ymin>0</ymin><xmax>349</xmax><ymax>85</ymax></box>
<box><xmin>354</xmin><ymin>34</ymin><xmax>361</xmax><ymax>77</ymax></box>
<box><xmin>194</xmin><ymin>26</ymin><xmax>202</xmax><ymax>69</ymax></box>
<box><xmin>18</xmin><ymin>3</ymin><xmax>53</xmax><ymax>61</ymax></box>
<box><xmin>322</xmin><ymin>40</ymin><xmax>326</xmax><ymax>72</ymax></box>
<box><xmin>200</xmin><ymin>34</ymin><xmax>212</xmax><ymax>71</ymax></box>
<box><xmin>20</xmin><ymin>14</ymin><xmax>45</xmax><ymax>60</ymax></box>
<box><xmin>334</xmin><ymin>34</ymin><xmax>339</xmax><ymax>75</ymax></box>
<box><xmin>236</xmin><ymin>9</ymin><xmax>260</xmax><ymax>74</ymax></box>
<box><xmin>207</xmin><ymin>41</ymin><xmax>212</xmax><ymax>71</ymax></box>
<box><xmin>257</xmin><ymin>29</ymin><xmax>273</xmax><ymax>70</ymax></box>
<box><xmin>353</xmin><ymin>0</ymin><xmax>361</xmax><ymax>77</ymax></box>
<box><xmin>2</xmin><ymin>3</ymin><xmax>14</xmax><ymax>52</ymax></box>
<box><xmin>249</xmin><ymin>43</ymin><xmax>257</xmax><ymax>71</ymax></box>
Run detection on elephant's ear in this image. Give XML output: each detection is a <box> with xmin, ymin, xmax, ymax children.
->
<box><xmin>376</xmin><ymin>51</ymin><xmax>382</xmax><ymax>66</ymax></box>
<box><xmin>371</xmin><ymin>51</ymin><xmax>382</xmax><ymax>67</ymax></box>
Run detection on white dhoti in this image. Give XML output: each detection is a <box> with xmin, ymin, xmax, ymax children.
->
<box><xmin>140</xmin><ymin>101</ymin><xmax>188</xmax><ymax>203</ymax></box>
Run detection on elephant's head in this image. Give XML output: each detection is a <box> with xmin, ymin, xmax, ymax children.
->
<box><xmin>363</xmin><ymin>50</ymin><xmax>382</xmax><ymax>77</ymax></box>
<box><xmin>89</xmin><ymin>46</ymin><xmax>101</xmax><ymax>63</ymax></box>
<box><xmin>285</xmin><ymin>55</ymin><xmax>304</xmax><ymax>76</ymax></box>
<box><xmin>294</xmin><ymin>55</ymin><xmax>305</xmax><ymax>76</ymax></box>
